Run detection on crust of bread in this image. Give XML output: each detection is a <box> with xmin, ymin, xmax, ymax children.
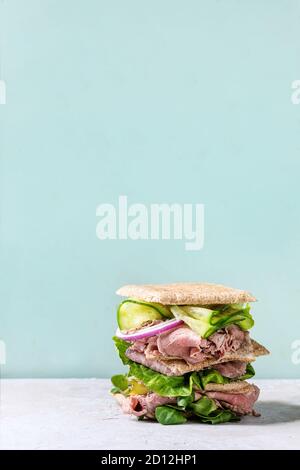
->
<box><xmin>116</xmin><ymin>282</ymin><xmax>256</xmax><ymax>305</ymax></box>
<box><xmin>203</xmin><ymin>381</ymin><xmax>254</xmax><ymax>393</ymax></box>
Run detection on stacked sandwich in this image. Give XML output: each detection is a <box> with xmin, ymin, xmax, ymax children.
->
<box><xmin>111</xmin><ymin>283</ymin><xmax>269</xmax><ymax>425</ymax></box>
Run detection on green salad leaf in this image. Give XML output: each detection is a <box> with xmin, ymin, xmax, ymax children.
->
<box><xmin>156</xmin><ymin>397</ymin><xmax>238</xmax><ymax>425</ymax></box>
<box><xmin>110</xmin><ymin>374</ymin><xmax>129</xmax><ymax>393</ymax></box>
<box><xmin>190</xmin><ymin>371</ymin><xmax>202</xmax><ymax>390</ymax></box>
<box><xmin>198</xmin><ymin>364</ymin><xmax>255</xmax><ymax>388</ymax></box>
<box><xmin>190</xmin><ymin>396</ymin><xmax>239</xmax><ymax>424</ymax></box>
<box><xmin>197</xmin><ymin>409</ymin><xmax>240</xmax><ymax>424</ymax></box>
<box><xmin>155</xmin><ymin>406</ymin><xmax>187</xmax><ymax>425</ymax></box>
<box><xmin>113</xmin><ymin>336</ymin><xmax>131</xmax><ymax>365</ymax></box>
<box><xmin>170</xmin><ymin>303</ymin><xmax>254</xmax><ymax>338</ymax></box>
<box><xmin>129</xmin><ymin>360</ymin><xmax>193</xmax><ymax>397</ymax></box>
<box><xmin>200</xmin><ymin>369</ymin><xmax>230</xmax><ymax>388</ymax></box>
<box><xmin>190</xmin><ymin>395</ymin><xmax>218</xmax><ymax>415</ymax></box>
<box><xmin>177</xmin><ymin>394</ymin><xmax>194</xmax><ymax>409</ymax></box>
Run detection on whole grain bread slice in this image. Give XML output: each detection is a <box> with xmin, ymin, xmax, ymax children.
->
<box><xmin>203</xmin><ymin>381</ymin><xmax>254</xmax><ymax>393</ymax></box>
<box><xmin>116</xmin><ymin>282</ymin><xmax>256</xmax><ymax>305</ymax></box>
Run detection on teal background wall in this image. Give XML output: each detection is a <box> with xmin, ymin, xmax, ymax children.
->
<box><xmin>1</xmin><ymin>0</ymin><xmax>300</xmax><ymax>378</ymax></box>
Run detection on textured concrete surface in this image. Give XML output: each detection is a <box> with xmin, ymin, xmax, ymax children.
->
<box><xmin>0</xmin><ymin>379</ymin><xmax>300</xmax><ymax>450</ymax></box>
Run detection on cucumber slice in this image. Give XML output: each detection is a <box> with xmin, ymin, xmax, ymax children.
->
<box><xmin>133</xmin><ymin>299</ymin><xmax>172</xmax><ymax>319</ymax></box>
<box><xmin>117</xmin><ymin>299</ymin><xmax>169</xmax><ymax>330</ymax></box>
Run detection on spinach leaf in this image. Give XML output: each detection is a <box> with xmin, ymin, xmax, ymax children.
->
<box><xmin>197</xmin><ymin>409</ymin><xmax>240</xmax><ymax>424</ymax></box>
<box><xmin>155</xmin><ymin>406</ymin><xmax>187</xmax><ymax>425</ymax></box>
<box><xmin>189</xmin><ymin>396</ymin><xmax>239</xmax><ymax>424</ymax></box>
<box><xmin>189</xmin><ymin>396</ymin><xmax>218</xmax><ymax>415</ymax></box>
<box><xmin>111</xmin><ymin>374</ymin><xmax>129</xmax><ymax>392</ymax></box>
<box><xmin>200</xmin><ymin>369</ymin><xmax>230</xmax><ymax>388</ymax></box>
<box><xmin>177</xmin><ymin>393</ymin><xmax>194</xmax><ymax>409</ymax></box>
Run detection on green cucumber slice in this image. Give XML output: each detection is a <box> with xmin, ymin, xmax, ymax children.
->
<box><xmin>133</xmin><ymin>299</ymin><xmax>172</xmax><ymax>319</ymax></box>
<box><xmin>117</xmin><ymin>299</ymin><xmax>170</xmax><ymax>330</ymax></box>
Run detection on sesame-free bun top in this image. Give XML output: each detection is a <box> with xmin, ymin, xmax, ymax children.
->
<box><xmin>116</xmin><ymin>282</ymin><xmax>256</xmax><ymax>305</ymax></box>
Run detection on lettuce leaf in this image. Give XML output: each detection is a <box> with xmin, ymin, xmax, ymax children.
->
<box><xmin>155</xmin><ymin>406</ymin><xmax>187</xmax><ymax>425</ymax></box>
<box><xmin>196</xmin><ymin>409</ymin><xmax>240</xmax><ymax>424</ymax></box>
<box><xmin>200</xmin><ymin>369</ymin><xmax>230</xmax><ymax>388</ymax></box>
<box><xmin>129</xmin><ymin>360</ymin><xmax>193</xmax><ymax>397</ymax></box>
<box><xmin>113</xmin><ymin>336</ymin><xmax>131</xmax><ymax>365</ymax></box>
<box><xmin>189</xmin><ymin>395</ymin><xmax>218</xmax><ymax>415</ymax></box>
<box><xmin>177</xmin><ymin>394</ymin><xmax>194</xmax><ymax>409</ymax></box>
<box><xmin>171</xmin><ymin>303</ymin><xmax>254</xmax><ymax>338</ymax></box>
<box><xmin>199</xmin><ymin>364</ymin><xmax>255</xmax><ymax>388</ymax></box>
<box><xmin>111</xmin><ymin>374</ymin><xmax>129</xmax><ymax>391</ymax></box>
<box><xmin>156</xmin><ymin>397</ymin><xmax>239</xmax><ymax>425</ymax></box>
<box><xmin>190</xmin><ymin>371</ymin><xmax>202</xmax><ymax>390</ymax></box>
<box><xmin>189</xmin><ymin>396</ymin><xmax>239</xmax><ymax>424</ymax></box>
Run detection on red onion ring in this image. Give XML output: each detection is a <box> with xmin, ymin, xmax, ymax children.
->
<box><xmin>116</xmin><ymin>318</ymin><xmax>184</xmax><ymax>341</ymax></box>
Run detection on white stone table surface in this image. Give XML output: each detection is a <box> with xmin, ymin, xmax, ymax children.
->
<box><xmin>0</xmin><ymin>379</ymin><xmax>299</xmax><ymax>450</ymax></box>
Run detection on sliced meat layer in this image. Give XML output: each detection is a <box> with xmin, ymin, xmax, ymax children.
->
<box><xmin>114</xmin><ymin>392</ymin><xmax>176</xmax><ymax>418</ymax></box>
<box><xmin>157</xmin><ymin>324</ymin><xmax>248</xmax><ymax>364</ymax></box>
<box><xmin>126</xmin><ymin>348</ymin><xmax>185</xmax><ymax>375</ymax></box>
<box><xmin>206</xmin><ymin>384</ymin><xmax>260</xmax><ymax>415</ymax></box>
<box><xmin>114</xmin><ymin>383</ymin><xmax>260</xmax><ymax>419</ymax></box>
<box><xmin>126</xmin><ymin>324</ymin><xmax>250</xmax><ymax>369</ymax></box>
<box><xmin>213</xmin><ymin>361</ymin><xmax>247</xmax><ymax>378</ymax></box>
<box><xmin>126</xmin><ymin>339</ymin><xmax>266</xmax><ymax>376</ymax></box>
